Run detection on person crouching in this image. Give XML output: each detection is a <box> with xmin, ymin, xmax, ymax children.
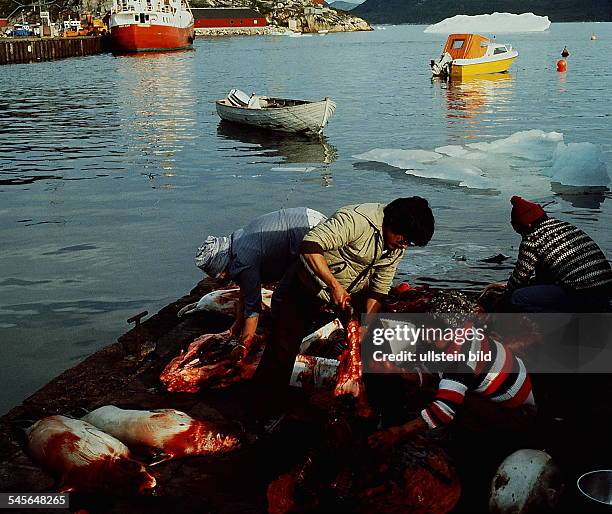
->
<box><xmin>485</xmin><ymin>196</ymin><xmax>612</xmax><ymax>313</ymax></box>
<box><xmin>195</xmin><ymin>207</ymin><xmax>326</xmax><ymax>350</ymax></box>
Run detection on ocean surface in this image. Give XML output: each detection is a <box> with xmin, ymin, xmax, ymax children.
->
<box><xmin>1</xmin><ymin>23</ymin><xmax>610</xmax><ymax>413</ymax></box>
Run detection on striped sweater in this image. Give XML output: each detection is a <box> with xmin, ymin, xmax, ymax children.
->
<box><xmin>507</xmin><ymin>217</ymin><xmax>612</xmax><ymax>293</ymax></box>
<box><xmin>421</xmin><ymin>333</ymin><xmax>535</xmax><ymax>429</ymax></box>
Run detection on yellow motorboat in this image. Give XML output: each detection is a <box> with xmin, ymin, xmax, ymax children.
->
<box><xmin>431</xmin><ymin>33</ymin><xmax>518</xmax><ymax>80</ymax></box>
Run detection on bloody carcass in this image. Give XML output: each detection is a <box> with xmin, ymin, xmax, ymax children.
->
<box><xmin>268</xmin><ymin>414</ymin><xmax>461</xmax><ymax>514</ymax></box>
<box><xmin>26</xmin><ymin>415</ymin><xmax>156</xmax><ymax>494</ymax></box>
<box><xmin>160</xmin><ymin>330</ymin><xmax>266</xmax><ymax>392</ymax></box>
<box><xmin>333</xmin><ymin>318</ymin><xmax>372</xmax><ymax>418</ymax></box>
<box><xmin>384</xmin><ymin>283</ymin><xmax>480</xmax><ymax>314</ymax></box>
<box><xmin>82</xmin><ymin>405</ymin><xmax>241</xmax><ymax>461</ymax></box>
<box><xmin>161</xmin><ymin>316</ymin><xmax>349</xmax><ymax>394</ymax></box>
<box><xmin>178</xmin><ymin>287</ymin><xmax>274</xmax><ymax>318</ymax></box>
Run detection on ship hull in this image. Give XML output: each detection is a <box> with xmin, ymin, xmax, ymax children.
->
<box><xmin>111</xmin><ymin>23</ymin><xmax>194</xmax><ymax>53</ymax></box>
<box><xmin>450</xmin><ymin>53</ymin><xmax>518</xmax><ymax>79</ymax></box>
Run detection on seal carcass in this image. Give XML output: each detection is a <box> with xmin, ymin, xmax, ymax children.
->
<box><xmin>82</xmin><ymin>405</ymin><xmax>240</xmax><ymax>460</ymax></box>
<box><xmin>26</xmin><ymin>415</ymin><xmax>156</xmax><ymax>494</ymax></box>
<box><xmin>160</xmin><ymin>330</ymin><xmax>267</xmax><ymax>392</ymax></box>
<box><xmin>178</xmin><ymin>287</ymin><xmax>274</xmax><ymax>318</ymax></box>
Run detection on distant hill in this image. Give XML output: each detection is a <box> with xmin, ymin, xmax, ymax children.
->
<box><xmin>352</xmin><ymin>0</ymin><xmax>612</xmax><ymax>24</ymax></box>
<box><xmin>328</xmin><ymin>1</ymin><xmax>359</xmax><ymax>12</ymax></box>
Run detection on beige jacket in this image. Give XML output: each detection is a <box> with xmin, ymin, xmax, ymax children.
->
<box><xmin>298</xmin><ymin>203</ymin><xmax>404</xmax><ymax>303</ymax></box>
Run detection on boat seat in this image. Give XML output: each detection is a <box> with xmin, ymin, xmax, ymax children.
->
<box><xmin>227</xmin><ymin>89</ymin><xmax>251</xmax><ymax>107</ymax></box>
<box><xmin>247</xmin><ymin>95</ymin><xmax>262</xmax><ymax>109</ymax></box>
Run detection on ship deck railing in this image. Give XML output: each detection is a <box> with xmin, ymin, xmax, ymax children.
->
<box><xmin>112</xmin><ymin>2</ymin><xmax>177</xmax><ymax>14</ymax></box>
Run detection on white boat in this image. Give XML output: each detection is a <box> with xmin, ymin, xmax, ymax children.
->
<box><xmin>216</xmin><ymin>89</ymin><xmax>336</xmax><ymax>136</ymax></box>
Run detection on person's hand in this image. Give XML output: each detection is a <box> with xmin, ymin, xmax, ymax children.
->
<box><xmin>229</xmin><ymin>320</ymin><xmax>242</xmax><ymax>338</ymax></box>
<box><xmin>368</xmin><ymin>426</ymin><xmax>404</xmax><ymax>450</ymax></box>
<box><xmin>334</xmin><ymin>376</ymin><xmax>362</xmax><ymax>398</ymax></box>
<box><xmin>229</xmin><ymin>332</ymin><xmax>257</xmax><ymax>360</ymax></box>
<box><xmin>480</xmin><ymin>282</ymin><xmax>506</xmax><ymax>300</ymax></box>
<box><xmin>331</xmin><ymin>283</ymin><xmax>351</xmax><ymax>310</ymax></box>
<box><xmin>482</xmin><ymin>282</ymin><xmax>506</xmax><ymax>293</ymax></box>
<box><xmin>241</xmin><ymin>332</ymin><xmax>255</xmax><ymax>353</ymax></box>
<box><xmin>368</xmin><ymin>418</ymin><xmax>426</xmax><ymax>450</ymax></box>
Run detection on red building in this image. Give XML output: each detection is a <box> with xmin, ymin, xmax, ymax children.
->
<box><xmin>0</xmin><ymin>18</ymin><xmax>9</xmax><ymax>28</ymax></box>
<box><xmin>192</xmin><ymin>8</ymin><xmax>267</xmax><ymax>29</ymax></box>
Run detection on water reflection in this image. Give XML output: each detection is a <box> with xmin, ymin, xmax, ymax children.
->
<box><xmin>551</xmin><ymin>182</ymin><xmax>609</xmax><ymax>209</ymax></box>
<box><xmin>438</xmin><ymin>74</ymin><xmax>515</xmax><ymax>141</ymax></box>
<box><xmin>216</xmin><ymin>121</ymin><xmax>338</xmax><ymax>165</ymax></box>
<box><xmin>114</xmin><ymin>51</ymin><xmax>197</xmax><ymax>173</ymax></box>
<box><xmin>556</xmin><ymin>70</ymin><xmax>568</xmax><ymax>93</ymax></box>
<box><xmin>112</xmin><ymin>48</ymin><xmax>195</xmax><ymax>58</ymax></box>
<box><xmin>0</xmin><ymin>72</ymin><xmax>123</xmax><ymax>184</ymax></box>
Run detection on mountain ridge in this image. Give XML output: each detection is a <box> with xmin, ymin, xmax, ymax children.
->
<box><xmin>328</xmin><ymin>1</ymin><xmax>361</xmax><ymax>12</ymax></box>
<box><xmin>352</xmin><ymin>0</ymin><xmax>612</xmax><ymax>24</ymax></box>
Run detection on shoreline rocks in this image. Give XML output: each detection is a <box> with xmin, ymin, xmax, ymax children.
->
<box><xmin>193</xmin><ymin>3</ymin><xmax>371</xmax><ymax>37</ymax></box>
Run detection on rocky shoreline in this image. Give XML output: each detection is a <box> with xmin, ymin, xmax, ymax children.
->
<box><xmin>192</xmin><ymin>0</ymin><xmax>371</xmax><ymax>36</ymax></box>
<box><xmin>195</xmin><ymin>14</ymin><xmax>371</xmax><ymax>37</ymax></box>
<box><xmin>195</xmin><ymin>26</ymin><xmax>289</xmax><ymax>36</ymax></box>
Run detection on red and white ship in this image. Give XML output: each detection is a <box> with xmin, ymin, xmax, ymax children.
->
<box><xmin>109</xmin><ymin>0</ymin><xmax>195</xmax><ymax>53</ymax></box>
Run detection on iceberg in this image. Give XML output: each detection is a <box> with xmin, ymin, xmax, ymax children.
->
<box><xmin>424</xmin><ymin>12</ymin><xmax>551</xmax><ymax>34</ymax></box>
<box><xmin>353</xmin><ymin>149</ymin><xmax>442</xmax><ymax>172</ymax></box>
<box><xmin>354</xmin><ymin>130</ymin><xmax>610</xmax><ymax>190</ymax></box>
<box><xmin>434</xmin><ymin>145</ymin><xmax>471</xmax><ymax>158</ymax></box>
<box><xmin>420</xmin><ymin>161</ymin><xmax>494</xmax><ymax>189</ymax></box>
<box><xmin>353</xmin><ymin>148</ymin><xmax>492</xmax><ymax>189</ymax></box>
<box><xmin>548</xmin><ymin>142</ymin><xmax>610</xmax><ymax>186</ymax></box>
<box><xmin>466</xmin><ymin>129</ymin><xmax>563</xmax><ymax>161</ymax></box>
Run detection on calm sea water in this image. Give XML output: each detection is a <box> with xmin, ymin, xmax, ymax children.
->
<box><xmin>0</xmin><ymin>23</ymin><xmax>610</xmax><ymax>413</ymax></box>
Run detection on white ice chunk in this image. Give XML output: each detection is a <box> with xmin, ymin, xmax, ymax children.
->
<box><xmin>353</xmin><ymin>130</ymin><xmax>611</xmax><ymax>193</ymax></box>
<box><xmin>548</xmin><ymin>142</ymin><xmax>610</xmax><ymax>186</ymax></box>
<box><xmin>466</xmin><ymin>130</ymin><xmax>563</xmax><ymax>161</ymax></box>
<box><xmin>353</xmin><ymin>148</ymin><xmax>491</xmax><ymax>189</ymax></box>
<box><xmin>353</xmin><ymin>149</ymin><xmax>443</xmax><ymax>169</ymax></box>
<box><xmin>419</xmin><ymin>161</ymin><xmax>494</xmax><ymax>188</ymax></box>
<box><xmin>271</xmin><ymin>166</ymin><xmax>316</xmax><ymax>172</ymax></box>
<box><xmin>434</xmin><ymin>145</ymin><xmax>486</xmax><ymax>160</ymax></box>
<box><xmin>424</xmin><ymin>12</ymin><xmax>551</xmax><ymax>34</ymax></box>
<box><xmin>435</xmin><ymin>145</ymin><xmax>470</xmax><ymax>157</ymax></box>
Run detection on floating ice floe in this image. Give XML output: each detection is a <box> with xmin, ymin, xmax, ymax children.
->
<box><xmin>424</xmin><ymin>12</ymin><xmax>551</xmax><ymax>34</ymax></box>
<box><xmin>465</xmin><ymin>130</ymin><xmax>563</xmax><ymax>161</ymax></box>
<box><xmin>353</xmin><ymin>129</ymin><xmax>610</xmax><ymax>191</ymax></box>
<box><xmin>272</xmin><ymin>166</ymin><xmax>316</xmax><ymax>172</ymax></box>
<box><xmin>547</xmin><ymin>142</ymin><xmax>610</xmax><ymax>186</ymax></box>
<box><xmin>354</xmin><ymin>148</ymin><xmax>492</xmax><ymax>189</ymax></box>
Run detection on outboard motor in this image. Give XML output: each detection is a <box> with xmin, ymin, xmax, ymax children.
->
<box><xmin>431</xmin><ymin>52</ymin><xmax>453</xmax><ymax>78</ymax></box>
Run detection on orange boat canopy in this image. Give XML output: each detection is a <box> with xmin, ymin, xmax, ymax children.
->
<box><xmin>442</xmin><ymin>34</ymin><xmax>490</xmax><ymax>60</ymax></box>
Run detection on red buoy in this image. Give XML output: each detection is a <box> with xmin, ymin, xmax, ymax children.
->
<box><xmin>557</xmin><ymin>59</ymin><xmax>567</xmax><ymax>72</ymax></box>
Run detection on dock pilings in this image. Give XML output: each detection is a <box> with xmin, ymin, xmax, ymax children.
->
<box><xmin>0</xmin><ymin>36</ymin><xmax>107</xmax><ymax>65</ymax></box>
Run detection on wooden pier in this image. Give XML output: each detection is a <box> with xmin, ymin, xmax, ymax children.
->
<box><xmin>0</xmin><ymin>35</ymin><xmax>107</xmax><ymax>65</ymax></box>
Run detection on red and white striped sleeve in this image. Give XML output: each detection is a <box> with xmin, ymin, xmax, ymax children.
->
<box><xmin>421</xmin><ymin>377</ymin><xmax>468</xmax><ymax>429</ymax></box>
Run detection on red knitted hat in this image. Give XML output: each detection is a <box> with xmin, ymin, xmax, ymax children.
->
<box><xmin>511</xmin><ymin>196</ymin><xmax>545</xmax><ymax>226</ymax></box>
